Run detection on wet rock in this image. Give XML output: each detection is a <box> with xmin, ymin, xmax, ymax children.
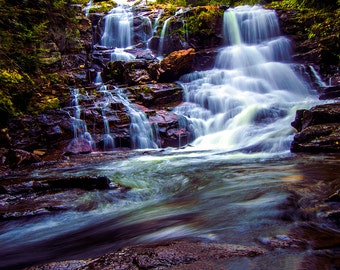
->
<box><xmin>65</xmin><ymin>138</ymin><xmax>92</xmax><ymax>155</ymax></box>
<box><xmin>127</xmin><ymin>83</ymin><xmax>183</xmax><ymax>107</ymax></box>
<box><xmin>291</xmin><ymin>223</ymin><xmax>340</xmax><ymax>249</ymax></box>
<box><xmin>291</xmin><ymin>103</ymin><xmax>340</xmax><ymax>152</ymax></box>
<box><xmin>45</xmin><ymin>175</ymin><xmax>111</xmax><ymax>191</ymax></box>
<box><xmin>5</xmin><ymin>149</ymin><xmax>42</xmax><ymax>169</ymax></box>
<box><xmin>159</xmin><ymin>48</ymin><xmax>195</xmax><ymax>82</ymax></box>
<box><xmin>326</xmin><ymin>189</ymin><xmax>340</xmax><ymax>202</ymax></box>
<box><xmin>258</xmin><ymin>235</ymin><xmax>307</xmax><ymax>250</ymax></box>
<box><xmin>25</xmin><ymin>240</ymin><xmax>266</xmax><ymax>270</ymax></box>
<box><xmin>0</xmin><ymin>173</ymin><xmax>130</xmax><ymax>220</ymax></box>
<box><xmin>319</xmin><ymin>85</ymin><xmax>340</xmax><ymax>100</ymax></box>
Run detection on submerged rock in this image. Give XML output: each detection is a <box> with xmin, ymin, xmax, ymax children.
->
<box><xmin>0</xmin><ymin>174</ymin><xmax>130</xmax><ymax>221</ymax></box>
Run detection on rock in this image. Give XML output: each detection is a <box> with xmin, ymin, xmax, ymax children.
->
<box><xmin>65</xmin><ymin>138</ymin><xmax>92</xmax><ymax>155</ymax></box>
<box><xmin>291</xmin><ymin>103</ymin><xmax>340</xmax><ymax>152</ymax></box>
<box><xmin>45</xmin><ymin>175</ymin><xmax>111</xmax><ymax>191</ymax></box>
<box><xmin>159</xmin><ymin>48</ymin><xmax>195</xmax><ymax>82</ymax></box>
<box><xmin>319</xmin><ymin>85</ymin><xmax>340</xmax><ymax>100</ymax></box>
<box><xmin>5</xmin><ymin>149</ymin><xmax>42</xmax><ymax>169</ymax></box>
<box><xmin>326</xmin><ymin>190</ymin><xmax>340</xmax><ymax>202</ymax></box>
<box><xmin>25</xmin><ymin>240</ymin><xmax>266</xmax><ymax>270</ymax></box>
<box><xmin>291</xmin><ymin>103</ymin><xmax>340</xmax><ymax>132</ymax></box>
<box><xmin>258</xmin><ymin>235</ymin><xmax>307</xmax><ymax>250</ymax></box>
<box><xmin>0</xmin><ymin>174</ymin><xmax>130</xmax><ymax>220</ymax></box>
<box><xmin>127</xmin><ymin>83</ymin><xmax>183</xmax><ymax>107</ymax></box>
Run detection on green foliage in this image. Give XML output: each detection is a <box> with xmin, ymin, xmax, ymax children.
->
<box><xmin>186</xmin><ymin>6</ymin><xmax>223</xmax><ymax>35</ymax></box>
<box><xmin>88</xmin><ymin>1</ymin><xmax>117</xmax><ymax>13</ymax></box>
<box><xmin>267</xmin><ymin>1</ymin><xmax>339</xmax><ymax>65</ymax></box>
<box><xmin>155</xmin><ymin>0</ymin><xmax>264</xmax><ymax>6</ymax></box>
<box><xmin>0</xmin><ymin>0</ymin><xmax>88</xmax><ymax>118</ymax></box>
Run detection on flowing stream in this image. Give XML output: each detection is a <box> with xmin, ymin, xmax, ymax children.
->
<box><xmin>1</xmin><ymin>5</ymin><xmax>339</xmax><ymax>270</ymax></box>
<box><xmin>1</xmin><ymin>152</ymin><xmax>340</xmax><ymax>269</ymax></box>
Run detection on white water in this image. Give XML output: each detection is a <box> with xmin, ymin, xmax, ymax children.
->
<box><xmin>100</xmin><ymin>6</ymin><xmax>133</xmax><ymax>48</ymax></box>
<box><xmin>115</xmin><ymin>88</ymin><xmax>159</xmax><ymax>149</ymax></box>
<box><xmin>157</xmin><ymin>17</ymin><xmax>171</xmax><ymax>58</ymax></box>
<box><xmin>110</xmin><ymin>48</ymin><xmax>135</xmax><ymax>61</ymax></box>
<box><xmin>175</xmin><ymin>5</ymin><xmax>318</xmax><ymax>154</ymax></box>
<box><xmin>67</xmin><ymin>89</ymin><xmax>95</xmax><ymax>151</ymax></box>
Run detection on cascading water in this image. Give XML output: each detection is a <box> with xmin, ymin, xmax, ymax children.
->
<box><xmin>100</xmin><ymin>5</ymin><xmax>133</xmax><ymax>48</ymax></box>
<box><xmin>175</xmin><ymin>5</ymin><xmax>317</xmax><ymax>154</ymax></box>
<box><xmin>66</xmin><ymin>88</ymin><xmax>95</xmax><ymax>152</ymax></box>
<box><xmin>157</xmin><ymin>17</ymin><xmax>171</xmax><ymax>58</ymax></box>
<box><xmin>115</xmin><ymin>88</ymin><xmax>159</xmax><ymax>149</ymax></box>
<box><xmin>2</xmin><ymin>5</ymin><xmax>339</xmax><ymax>270</ymax></box>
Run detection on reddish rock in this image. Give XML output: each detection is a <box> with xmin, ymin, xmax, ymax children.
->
<box><xmin>159</xmin><ymin>48</ymin><xmax>195</xmax><ymax>82</ymax></box>
<box><xmin>65</xmin><ymin>138</ymin><xmax>92</xmax><ymax>155</ymax></box>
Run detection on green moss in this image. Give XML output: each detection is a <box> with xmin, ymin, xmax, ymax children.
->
<box><xmin>35</xmin><ymin>95</ymin><xmax>60</xmax><ymax>111</ymax></box>
<box><xmin>266</xmin><ymin>1</ymin><xmax>339</xmax><ymax>65</ymax></box>
<box><xmin>186</xmin><ymin>6</ymin><xmax>223</xmax><ymax>35</ymax></box>
<box><xmin>88</xmin><ymin>1</ymin><xmax>117</xmax><ymax>13</ymax></box>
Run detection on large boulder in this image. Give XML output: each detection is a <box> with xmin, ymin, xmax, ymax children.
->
<box><xmin>291</xmin><ymin>103</ymin><xmax>340</xmax><ymax>152</ymax></box>
<box><xmin>158</xmin><ymin>48</ymin><xmax>195</xmax><ymax>82</ymax></box>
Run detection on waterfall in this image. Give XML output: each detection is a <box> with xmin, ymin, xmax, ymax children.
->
<box><xmin>66</xmin><ymin>89</ymin><xmax>95</xmax><ymax>153</ymax></box>
<box><xmin>94</xmin><ymin>72</ymin><xmax>103</xmax><ymax>85</ymax></box>
<box><xmin>115</xmin><ymin>88</ymin><xmax>159</xmax><ymax>149</ymax></box>
<box><xmin>100</xmin><ymin>6</ymin><xmax>133</xmax><ymax>48</ymax></box>
<box><xmin>175</xmin><ymin>5</ymin><xmax>317</xmax><ymax>153</ymax></box>
<box><xmin>110</xmin><ymin>48</ymin><xmax>135</xmax><ymax>61</ymax></box>
<box><xmin>157</xmin><ymin>17</ymin><xmax>171</xmax><ymax>58</ymax></box>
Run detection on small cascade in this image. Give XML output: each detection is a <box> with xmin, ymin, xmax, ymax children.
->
<box><xmin>102</xmin><ymin>116</ymin><xmax>115</xmax><ymax>151</ymax></box>
<box><xmin>136</xmin><ymin>15</ymin><xmax>153</xmax><ymax>46</ymax></box>
<box><xmin>83</xmin><ymin>0</ymin><xmax>93</xmax><ymax>17</ymax></box>
<box><xmin>147</xmin><ymin>9</ymin><xmax>163</xmax><ymax>50</ymax></box>
<box><xmin>94</xmin><ymin>72</ymin><xmax>103</xmax><ymax>86</ymax></box>
<box><xmin>308</xmin><ymin>65</ymin><xmax>328</xmax><ymax>87</ymax></box>
<box><xmin>97</xmin><ymin>86</ymin><xmax>116</xmax><ymax>151</ymax></box>
<box><xmin>110</xmin><ymin>48</ymin><xmax>135</xmax><ymax>61</ymax></box>
<box><xmin>100</xmin><ymin>5</ymin><xmax>133</xmax><ymax>48</ymax></box>
<box><xmin>66</xmin><ymin>89</ymin><xmax>95</xmax><ymax>153</ymax></box>
<box><xmin>157</xmin><ymin>17</ymin><xmax>171</xmax><ymax>58</ymax></box>
<box><xmin>175</xmin><ymin>5</ymin><xmax>317</xmax><ymax>153</ymax></box>
<box><xmin>115</xmin><ymin>88</ymin><xmax>158</xmax><ymax>149</ymax></box>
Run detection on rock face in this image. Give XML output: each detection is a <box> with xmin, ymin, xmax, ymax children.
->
<box><xmin>291</xmin><ymin>103</ymin><xmax>340</xmax><ymax>152</ymax></box>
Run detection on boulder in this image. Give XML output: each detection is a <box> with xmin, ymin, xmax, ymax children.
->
<box><xmin>25</xmin><ymin>240</ymin><xmax>266</xmax><ymax>270</ymax></box>
<box><xmin>5</xmin><ymin>149</ymin><xmax>42</xmax><ymax>169</ymax></box>
<box><xmin>319</xmin><ymin>85</ymin><xmax>340</xmax><ymax>100</ymax></box>
<box><xmin>159</xmin><ymin>48</ymin><xmax>195</xmax><ymax>82</ymax></box>
<box><xmin>65</xmin><ymin>138</ymin><xmax>92</xmax><ymax>155</ymax></box>
<box><xmin>291</xmin><ymin>103</ymin><xmax>340</xmax><ymax>152</ymax></box>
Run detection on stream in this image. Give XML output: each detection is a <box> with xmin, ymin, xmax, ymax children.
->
<box><xmin>1</xmin><ymin>151</ymin><xmax>340</xmax><ymax>269</ymax></box>
<box><xmin>1</xmin><ymin>3</ymin><xmax>339</xmax><ymax>269</ymax></box>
